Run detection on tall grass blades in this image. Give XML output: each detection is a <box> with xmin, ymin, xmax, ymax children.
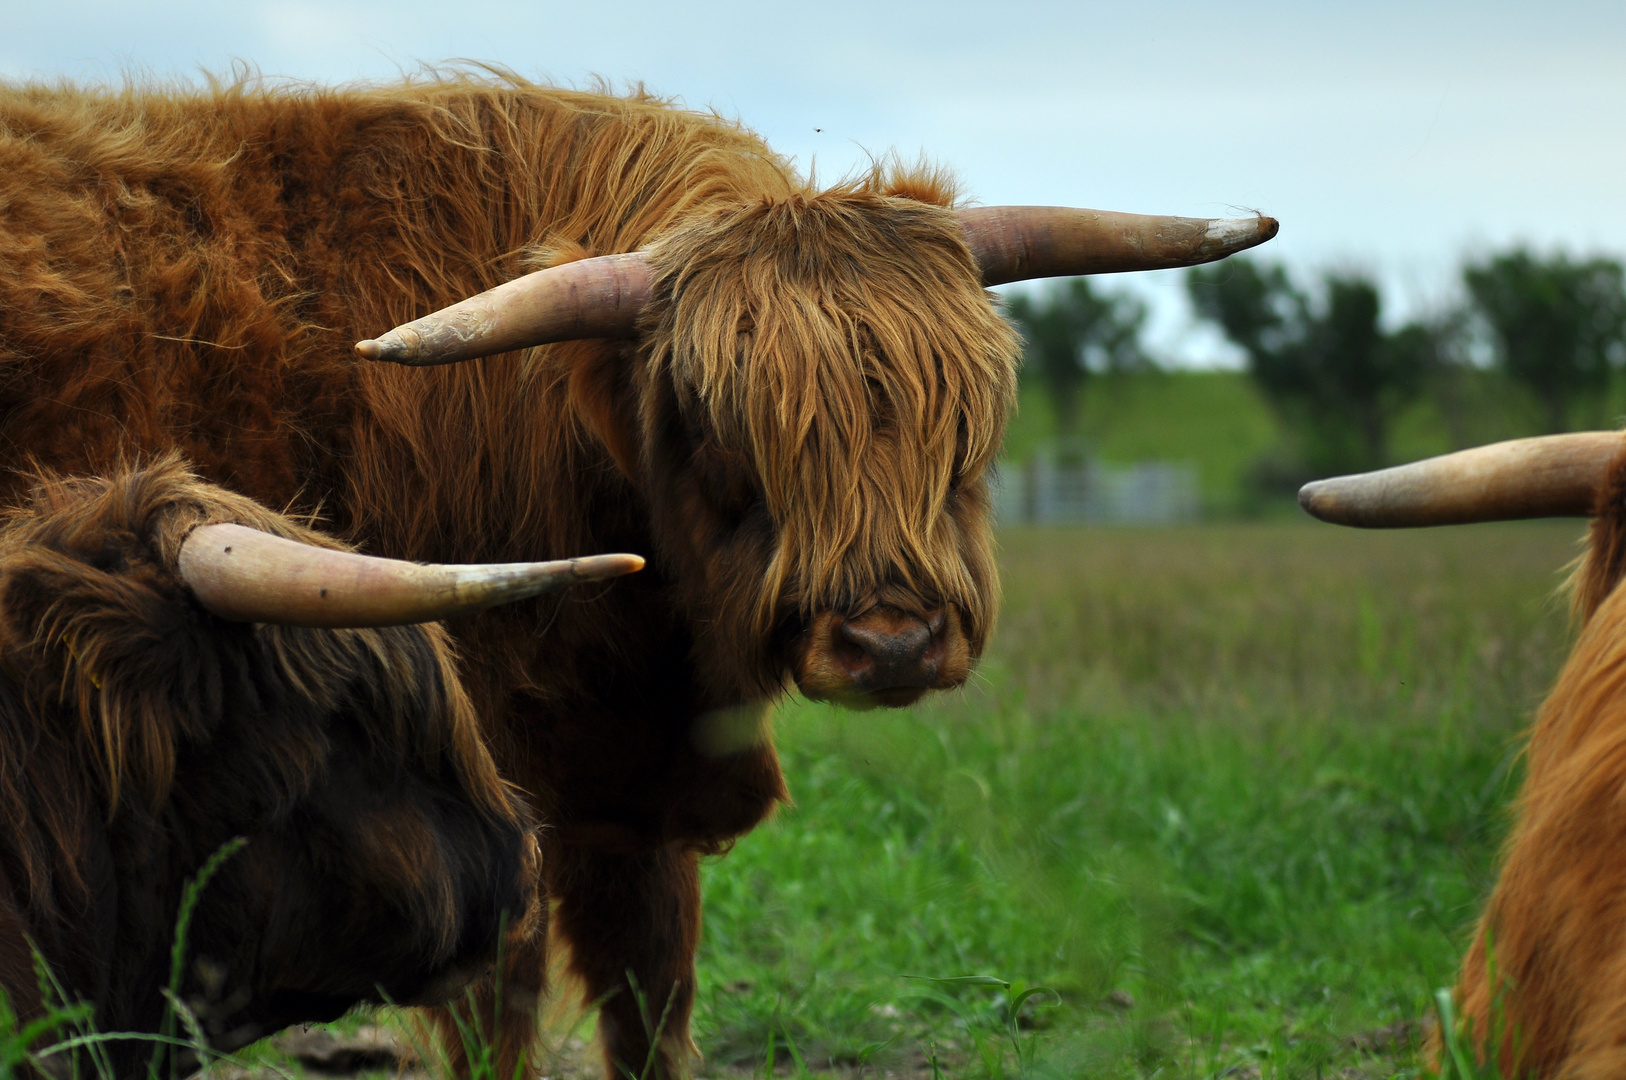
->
<box><xmin>1434</xmin><ymin>933</ymin><xmax>1528</xmax><ymax>1080</ymax></box>
<box><xmin>0</xmin><ymin>837</ymin><xmax>260</xmax><ymax>1080</ymax></box>
<box><xmin>0</xmin><ymin>983</ymin><xmax>90</xmax><ymax>1080</ymax></box>
<box><xmin>151</xmin><ymin>835</ymin><xmax>248</xmax><ymax>1079</ymax></box>
<box><xmin>692</xmin><ymin>521</ymin><xmax>1579</xmax><ymax>1076</ymax></box>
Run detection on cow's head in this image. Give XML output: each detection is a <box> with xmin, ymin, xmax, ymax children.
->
<box><xmin>0</xmin><ymin>458</ymin><xmax>640</xmax><ymax>1065</ymax></box>
<box><xmin>356</xmin><ymin>177</ymin><xmax>1276</xmax><ymax>706</ymax></box>
<box><xmin>632</xmin><ymin>181</ymin><xmax>1015</xmax><ymax>707</ymax></box>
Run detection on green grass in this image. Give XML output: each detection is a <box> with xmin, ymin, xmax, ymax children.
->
<box><xmin>4</xmin><ymin>521</ymin><xmax>1578</xmax><ymax>1078</ymax></box>
<box><xmin>691</xmin><ymin>520</ymin><xmax>1584</xmax><ymax>1077</ymax></box>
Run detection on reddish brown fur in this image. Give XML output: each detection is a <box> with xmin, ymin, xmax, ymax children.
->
<box><xmin>1452</xmin><ymin>441</ymin><xmax>1626</xmax><ymax>1077</ymax></box>
<box><xmin>0</xmin><ymin>72</ymin><xmax>1021</xmax><ymax>1077</ymax></box>
<box><xmin>0</xmin><ymin>458</ymin><xmax>538</xmax><ymax>1078</ymax></box>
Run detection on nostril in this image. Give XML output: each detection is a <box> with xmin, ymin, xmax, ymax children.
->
<box><xmin>806</xmin><ymin>605</ymin><xmax>958</xmax><ymax>699</ymax></box>
<box><xmin>844</xmin><ymin>622</ymin><xmax>927</xmax><ymax>660</ymax></box>
<box><xmin>831</xmin><ymin>622</ymin><xmax>871</xmax><ymax>674</ymax></box>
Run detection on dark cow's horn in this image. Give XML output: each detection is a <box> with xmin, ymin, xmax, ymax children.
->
<box><xmin>177</xmin><ymin>523</ymin><xmax>644</xmax><ymax>627</ymax></box>
<box><xmin>1298</xmin><ymin>432</ymin><xmax>1625</xmax><ymax>528</ymax></box>
<box><xmin>355</xmin><ymin>252</ymin><xmax>654</xmax><ymax>367</ymax></box>
<box><xmin>960</xmin><ymin>206</ymin><xmax>1279</xmax><ymax>287</ymax></box>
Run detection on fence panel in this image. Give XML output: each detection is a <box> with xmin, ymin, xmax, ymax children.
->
<box><xmin>994</xmin><ymin>459</ymin><xmax>1199</xmax><ymax>524</ymax></box>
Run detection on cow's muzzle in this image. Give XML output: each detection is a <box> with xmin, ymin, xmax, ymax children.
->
<box><xmin>794</xmin><ymin>604</ymin><xmax>972</xmax><ymax>708</ymax></box>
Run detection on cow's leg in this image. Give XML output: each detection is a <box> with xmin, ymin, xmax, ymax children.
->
<box><xmin>551</xmin><ymin>841</ymin><xmax>700</xmax><ymax>1080</ymax></box>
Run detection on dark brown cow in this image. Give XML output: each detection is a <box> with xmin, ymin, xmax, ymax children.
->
<box><xmin>0</xmin><ymin>457</ymin><xmax>560</xmax><ymax>1078</ymax></box>
<box><xmin>1301</xmin><ymin>431</ymin><xmax>1626</xmax><ymax>1076</ymax></box>
<box><xmin>0</xmin><ymin>73</ymin><xmax>1275</xmax><ymax>1077</ymax></box>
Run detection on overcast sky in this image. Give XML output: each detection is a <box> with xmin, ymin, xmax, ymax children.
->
<box><xmin>5</xmin><ymin>0</ymin><xmax>1624</xmax><ymax>365</ymax></box>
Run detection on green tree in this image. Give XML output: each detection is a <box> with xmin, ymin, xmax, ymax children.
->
<box><xmin>1463</xmin><ymin>251</ymin><xmax>1626</xmax><ymax>433</ymax></box>
<box><xmin>1006</xmin><ymin>278</ymin><xmax>1148</xmax><ymax>440</ymax></box>
<box><xmin>1188</xmin><ymin>259</ymin><xmax>1438</xmax><ymax>476</ymax></box>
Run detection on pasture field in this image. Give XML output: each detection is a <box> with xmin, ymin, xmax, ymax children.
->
<box><xmin>680</xmin><ymin>519</ymin><xmax>1582</xmax><ymax>1078</ymax></box>
<box><xmin>1</xmin><ymin>519</ymin><xmax>1583</xmax><ymax>1080</ymax></box>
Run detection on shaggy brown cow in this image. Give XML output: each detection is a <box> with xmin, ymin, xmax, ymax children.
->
<box><xmin>0</xmin><ymin>72</ymin><xmax>1275</xmax><ymax>1077</ymax></box>
<box><xmin>0</xmin><ymin>456</ymin><xmax>606</xmax><ymax>1078</ymax></box>
<box><xmin>1300</xmin><ymin>430</ymin><xmax>1626</xmax><ymax>1076</ymax></box>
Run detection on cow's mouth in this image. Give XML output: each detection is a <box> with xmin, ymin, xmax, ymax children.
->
<box><xmin>792</xmin><ymin>604</ymin><xmax>972</xmax><ymax>709</ymax></box>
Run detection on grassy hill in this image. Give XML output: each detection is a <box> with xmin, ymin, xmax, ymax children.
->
<box><xmin>1002</xmin><ymin>368</ymin><xmax>1622</xmax><ymax>516</ymax></box>
<box><xmin>1001</xmin><ymin>373</ymin><xmax>1281</xmax><ymax>514</ymax></box>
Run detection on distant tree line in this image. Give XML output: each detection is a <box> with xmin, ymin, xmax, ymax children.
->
<box><xmin>1006</xmin><ymin>249</ymin><xmax>1626</xmax><ymax>489</ymax></box>
<box><xmin>1004</xmin><ymin>281</ymin><xmax>1149</xmax><ymax>442</ymax></box>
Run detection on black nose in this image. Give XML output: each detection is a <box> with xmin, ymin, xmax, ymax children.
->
<box><xmin>833</xmin><ymin>606</ymin><xmax>945</xmax><ymax>690</ymax></box>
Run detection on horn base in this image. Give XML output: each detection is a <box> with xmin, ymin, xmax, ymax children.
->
<box><xmin>355</xmin><ymin>252</ymin><xmax>654</xmax><ymax>367</ymax></box>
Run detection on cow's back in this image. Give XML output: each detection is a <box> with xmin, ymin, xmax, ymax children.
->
<box><xmin>0</xmin><ymin>76</ymin><xmax>795</xmax><ymax>531</ymax></box>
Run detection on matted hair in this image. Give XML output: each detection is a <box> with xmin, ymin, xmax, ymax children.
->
<box><xmin>642</xmin><ymin>172</ymin><xmax>1019</xmax><ymax>644</ymax></box>
<box><xmin>1454</xmin><ymin>445</ymin><xmax>1626</xmax><ymax>1074</ymax></box>
<box><xmin>0</xmin><ymin>455</ymin><xmax>518</xmax><ymax>916</ymax></box>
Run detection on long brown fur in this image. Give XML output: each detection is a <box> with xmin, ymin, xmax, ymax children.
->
<box><xmin>1452</xmin><ymin>441</ymin><xmax>1626</xmax><ymax>1077</ymax></box>
<box><xmin>0</xmin><ymin>71</ymin><xmax>1021</xmax><ymax>1078</ymax></box>
<box><xmin>0</xmin><ymin>456</ymin><xmax>539</xmax><ymax>1078</ymax></box>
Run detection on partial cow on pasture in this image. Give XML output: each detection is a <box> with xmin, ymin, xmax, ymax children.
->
<box><xmin>1301</xmin><ymin>431</ymin><xmax>1626</xmax><ymax>1076</ymax></box>
<box><xmin>0</xmin><ymin>73</ymin><xmax>1275</xmax><ymax>1077</ymax></box>
<box><xmin>0</xmin><ymin>457</ymin><xmax>637</xmax><ymax>1078</ymax></box>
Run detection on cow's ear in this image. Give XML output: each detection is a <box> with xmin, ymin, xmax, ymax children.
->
<box><xmin>561</xmin><ymin>339</ymin><xmax>640</xmax><ymax>481</ymax></box>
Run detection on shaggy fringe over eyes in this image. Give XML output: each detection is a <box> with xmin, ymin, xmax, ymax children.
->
<box><xmin>642</xmin><ymin>172</ymin><xmax>1020</xmax><ymax>640</ymax></box>
<box><xmin>0</xmin><ymin>455</ymin><xmax>510</xmax><ymax>823</ymax></box>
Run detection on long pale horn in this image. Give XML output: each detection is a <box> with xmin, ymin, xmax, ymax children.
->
<box><xmin>356</xmin><ymin>207</ymin><xmax>1277</xmax><ymax>366</ymax></box>
<box><xmin>1298</xmin><ymin>433</ymin><xmax>1625</xmax><ymax>528</ymax></box>
<box><xmin>960</xmin><ymin>207</ymin><xmax>1279</xmax><ymax>287</ymax></box>
<box><xmin>354</xmin><ymin>252</ymin><xmax>654</xmax><ymax>367</ymax></box>
<box><xmin>177</xmin><ymin>523</ymin><xmax>644</xmax><ymax>627</ymax></box>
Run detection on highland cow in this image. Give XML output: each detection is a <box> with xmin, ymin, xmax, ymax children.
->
<box><xmin>1301</xmin><ymin>430</ymin><xmax>1626</xmax><ymax>1076</ymax></box>
<box><xmin>0</xmin><ymin>457</ymin><xmax>643</xmax><ymax>1077</ymax></box>
<box><xmin>0</xmin><ymin>72</ymin><xmax>1275</xmax><ymax>1077</ymax></box>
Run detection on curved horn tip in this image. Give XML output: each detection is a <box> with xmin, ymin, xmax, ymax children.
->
<box><xmin>355</xmin><ymin>336</ymin><xmax>417</xmax><ymax>364</ymax></box>
<box><xmin>1298</xmin><ymin>480</ymin><xmax>1335</xmax><ymax>522</ymax></box>
<box><xmin>1203</xmin><ymin>214</ymin><xmax>1280</xmax><ymax>257</ymax></box>
<box><xmin>1297</xmin><ymin>477</ymin><xmax>1378</xmax><ymax>528</ymax></box>
<box><xmin>579</xmin><ymin>553</ymin><xmax>646</xmax><ymax>578</ymax></box>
